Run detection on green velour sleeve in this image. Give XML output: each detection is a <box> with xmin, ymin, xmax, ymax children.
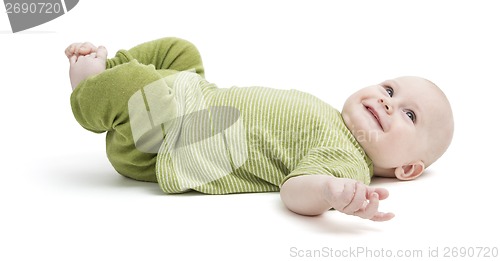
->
<box><xmin>106</xmin><ymin>37</ymin><xmax>205</xmax><ymax>78</ymax></box>
<box><xmin>70</xmin><ymin>59</ymin><xmax>169</xmax><ymax>133</ymax></box>
<box><xmin>70</xmin><ymin>59</ymin><xmax>178</xmax><ymax>182</ymax></box>
<box><xmin>69</xmin><ymin>37</ymin><xmax>205</xmax><ymax>182</ymax></box>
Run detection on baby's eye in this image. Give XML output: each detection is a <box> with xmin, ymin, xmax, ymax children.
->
<box><xmin>405</xmin><ymin>110</ymin><xmax>416</xmax><ymax>123</ymax></box>
<box><xmin>385</xmin><ymin>86</ymin><xmax>394</xmax><ymax>97</ymax></box>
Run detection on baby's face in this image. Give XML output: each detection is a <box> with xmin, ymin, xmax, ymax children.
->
<box><xmin>342</xmin><ymin>76</ymin><xmax>448</xmax><ymax>172</ymax></box>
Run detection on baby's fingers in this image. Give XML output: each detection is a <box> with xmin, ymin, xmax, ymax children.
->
<box><xmin>370</xmin><ymin>212</ymin><xmax>395</xmax><ymax>222</ymax></box>
<box><xmin>355</xmin><ymin>193</ymin><xmax>394</xmax><ymax>222</ymax></box>
<box><xmin>366</xmin><ymin>187</ymin><xmax>390</xmax><ymax>200</ymax></box>
<box><xmin>343</xmin><ymin>182</ymin><xmax>366</xmax><ymax>214</ymax></box>
<box><xmin>355</xmin><ymin>192</ymin><xmax>379</xmax><ymax>219</ymax></box>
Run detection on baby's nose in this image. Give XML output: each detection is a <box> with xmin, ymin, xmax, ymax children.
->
<box><xmin>378</xmin><ymin>98</ymin><xmax>393</xmax><ymax>114</ymax></box>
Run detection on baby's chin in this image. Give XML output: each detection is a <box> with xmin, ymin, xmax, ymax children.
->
<box><xmin>362</xmin><ymin>147</ymin><xmax>403</xmax><ymax>169</ymax></box>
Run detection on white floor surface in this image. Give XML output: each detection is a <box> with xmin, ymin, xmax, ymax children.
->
<box><xmin>1</xmin><ymin>1</ymin><xmax>499</xmax><ymax>260</ymax></box>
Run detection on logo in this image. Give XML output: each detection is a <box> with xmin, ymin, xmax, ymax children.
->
<box><xmin>4</xmin><ymin>0</ymin><xmax>78</xmax><ymax>33</ymax></box>
<box><xmin>129</xmin><ymin>72</ymin><xmax>249</xmax><ymax>191</ymax></box>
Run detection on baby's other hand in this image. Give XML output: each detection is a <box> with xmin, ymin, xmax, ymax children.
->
<box><xmin>323</xmin><ymin>178</ymin><xmax>395</xmax><ymax>222</ymax></box>
<box><xmin>68</xmin><ymin>46</ymin><xmax>108</xmax><ymax>90</ymax></box>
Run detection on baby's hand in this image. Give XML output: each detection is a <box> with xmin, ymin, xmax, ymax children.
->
<box><xmin>323</xmin><ymin>178</ymin><xmax>394</xmax><ymax>221</ymax></box>
<box><xmin>68</xmin><ymin>45</ymin><xmax>108</xmax><ymax>90</ymax></box>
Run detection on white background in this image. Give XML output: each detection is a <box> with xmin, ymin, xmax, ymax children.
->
<box><xmin>1</xmin><ymin>0</ymin><xmax>499</xmax><ymax>260</ymax></box>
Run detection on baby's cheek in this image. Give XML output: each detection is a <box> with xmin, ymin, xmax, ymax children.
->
<box><xmin>375</xmin><ymin>132</ymin><xmax>411</xmax><ymax>165</ymax></box>
<box><xmin>391</xmin><ymin>130</ymin><xmax>420</xmax><ymax>160</ymax></box>
<box><xmin>364</xmin><ymin>137</ymin><xmax>398</xmax><ymax>168</ymax></box>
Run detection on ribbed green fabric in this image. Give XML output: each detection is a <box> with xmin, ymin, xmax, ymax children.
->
<box><xmin>70</xmin><ymin>37</ymin><xmax>373</xmax><ymax>193</ymax></box>
<box><xmin>156</xmin><ymin>72</ymin><xmax>373</xmax><ymax>194</ymax></box>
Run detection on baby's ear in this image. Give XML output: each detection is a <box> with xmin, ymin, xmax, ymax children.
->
<box><xmin>394</xmin><ymin>161</ymin><xmax>425</xmax><ymax>181</ymax></box>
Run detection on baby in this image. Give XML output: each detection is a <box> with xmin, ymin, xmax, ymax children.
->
<box><xmin>66</xmin><ymin>37</ymin><xmax>454</xmax><ymax>222</ymax></box>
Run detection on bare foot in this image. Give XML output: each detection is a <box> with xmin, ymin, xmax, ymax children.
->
<box><xmin>65</xmin><ymin>42</ymin><xmax>98</xmax><ymax>59</ymax></box>
<box><xmin>67</xmin><ymin>45</ymin><xmax>108</xmax><ymax>90</ymax></box>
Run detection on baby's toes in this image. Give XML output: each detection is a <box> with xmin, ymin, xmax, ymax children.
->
<box><xmin>78</xmin><ymin>42</ymin><xmax>97</xmax><ymax>55</ymax></box>
<box><xmin>65</xmin><ymin>43</ymin><xmax>79</xmax><ymax>58</ymax></box>
<box><xmin>69</xmin><ymin>54</ymin><xmax>77</xmax><ymax>65</ymax></box>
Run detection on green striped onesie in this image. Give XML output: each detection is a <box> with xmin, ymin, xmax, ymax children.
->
<box><xmin>70</xmin><ymin>37</ymin><xmax>373</xmax><ymax>194</ymax></box>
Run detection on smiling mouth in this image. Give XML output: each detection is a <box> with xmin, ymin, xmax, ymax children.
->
<box><xmin>365</xmin><ymin>106</ymin><xmax>383</xmax><ymax>130</ymax></box>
